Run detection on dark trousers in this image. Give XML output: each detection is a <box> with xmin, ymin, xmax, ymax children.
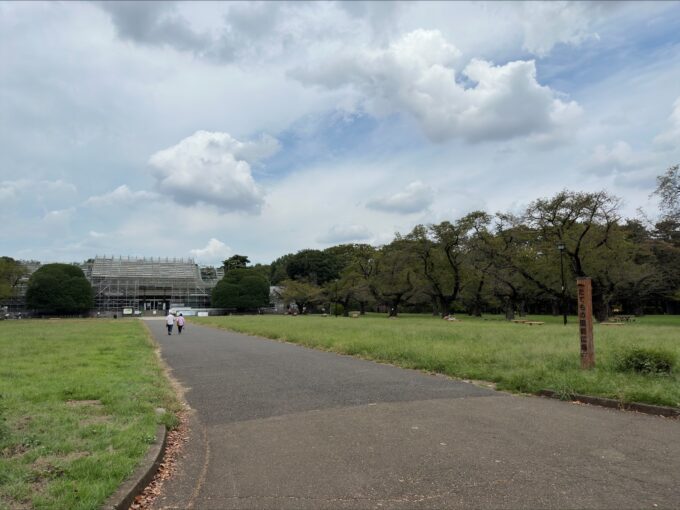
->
<box><xmin>167</xmin><ymin>324</ymin><xmax>173</xmax><ymax>335</ymax></box>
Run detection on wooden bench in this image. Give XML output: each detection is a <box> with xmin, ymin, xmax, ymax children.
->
<box><xmin>512</xmin><ymin>319</ymin><xmax>527</xmax><ymax>323</ymax></box>
<box><xmin>350</xmin><ymin>312</ymin><xmax>360</xmax><ymax>318</ymax></box>
<box><xmin>524</xmin><ymin>321</ymin><xmax>545</xmax><ymax>326</ymax></box>
<box><xmin>601</xmin><ymin>322</ymin><xmax>624</xmax><ymax>326</ymax></box>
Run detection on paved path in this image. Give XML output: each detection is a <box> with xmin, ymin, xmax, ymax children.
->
<box><xmin>146</xmin><ymin>320</ymin><xmax>680</xmax><ymax>509</ymax></box>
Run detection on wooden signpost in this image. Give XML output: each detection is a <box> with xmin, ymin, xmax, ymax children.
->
<box><xmin>577</xmin><ymin>277</ymin><xmax>595</xmax><ymax>369</ymax></box>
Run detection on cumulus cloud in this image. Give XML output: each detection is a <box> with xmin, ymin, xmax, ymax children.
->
<box><xmin>189</xmin><ymin>238</ymin><xmax>232</xmax><ymax>264</ymax></box>
<box><xmin>654</xmin><ymin>97</ymin><xmax>680</xmax><ymax>150</ymax></box>
<box><xmin>85</xmin><ymin>185</ymin><xmax>159</xmax><ymax>207</ymax></box>
<box><xmin>148</xmin><ymin>130</ymin><xmax>276</xmax><ymax>214</ymax></box>
<box><xmin>317</xmin><ymin>224</ymin><xmax>372</xmax><ymax>244</ymax></box>
<box><xmin>291</xmin><ymin>29</ymin><xmax>581</xmax><ymax>143</ymax></box>
<box><xmin>366</xmin><ymin>181</ymin><xmax>434</xmax><ymax>214</ymax></box>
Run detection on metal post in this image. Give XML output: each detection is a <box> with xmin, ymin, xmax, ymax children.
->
<box><xmin>557</xmin><ymin>243</ymin><xmax>567</xmax><ymax>325</ymax></box>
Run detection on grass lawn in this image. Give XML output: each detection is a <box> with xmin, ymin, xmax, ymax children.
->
<box><xmin>0</xmin><ymin>319</ymin><xmax>179</xmax><ymax>510</ymax></box>
<box><xmin>194</xmin><ymin>313</ymin><xmax>680</xmax><ymax>408</ymax></box>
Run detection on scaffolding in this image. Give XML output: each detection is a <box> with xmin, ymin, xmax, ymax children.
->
<box><xmin>88</xmin><ymin>256</ymin><xmax>215</xmax><ymax>312</ymax></box>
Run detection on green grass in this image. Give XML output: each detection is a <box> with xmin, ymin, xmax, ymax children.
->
<box><xmin>194</xmin><ymin>313</ymin><xmax>680</xmax><ymax>408</ymax></box>
<box><xmin>0</xmin><ymin>319</ymin><xmax>179</xmax><ymax>510</ymax></box>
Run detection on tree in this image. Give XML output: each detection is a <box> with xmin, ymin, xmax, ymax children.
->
<box><xmin>653</xmin><ymin>164</ymin><xmax>680</xmax><ymax>221</ymax></box>
<box><xmin>25</xmin><ymin>264</ymin><xmax>92</xmax><ymax>315</ymax></box>
<box><xmin>211</xmin><ymin>268</ymin><xmax>270</xmax><ymax>311</ymax></box>
<box><xmin>223</xmin><ymin>254</ymin><xmax>250</xmax><ymax>272</ymax></box>
<box><xmin>369</xmin><ymin>241</ymin><xmax>418</xmax><ymax>317</ymax></box>
<box><xmin>285</xmin><ymin>249</ymin><xmax>341</xmax><ymax>285</ymax></box>
<box><xmin>276</xmin><ymin>279</ymin><xmax>322</xmax><ymax>314</ymax></box>
<box><xmin>524</xmin><ymin>190</ymin><xmax>623</xmax><ymax>321</ymax></box>
<box><xmin>0</xmin><ymin>257</ymin><xmax>27</xmax><ymax>303</ymax></box>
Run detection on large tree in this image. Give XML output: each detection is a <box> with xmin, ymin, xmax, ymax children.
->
<box><xmin>212</xmin><ymin>268</ymin><xmax>270</xmax><ymax>311</ymax></box>
<box><xmin>0</xmin><ymin>257</ymin><xmax>27</xmax><ymax>304</ymax></box>
<box><xmin>25</xmin><ymin>264</ymin><xmax>92</xmax><ymax>315</ymax></box>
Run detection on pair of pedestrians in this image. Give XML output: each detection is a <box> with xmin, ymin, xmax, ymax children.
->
<box><xmin>165</xmin><ymin>312</ymin><xmax>185</xmax><ymax>335</ymax></box>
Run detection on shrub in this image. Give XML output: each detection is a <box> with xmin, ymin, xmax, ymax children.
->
<box><xmin>613</xmin><ymin>346</ymin><xmax>676</xmax><ymax>375</ymax></box>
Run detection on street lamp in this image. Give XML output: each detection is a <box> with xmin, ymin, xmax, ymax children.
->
<box><xmin>557</xmin><ymin>243</ymin><xmax>567</xmax><ymax>325</ymax></box>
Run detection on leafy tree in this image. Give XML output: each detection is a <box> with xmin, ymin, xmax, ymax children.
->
<box><xmin>653</xmin><ymin>164</ymin><xmax>680</xmax><ymax>221</ymax></box>
<box><xmin>223</xmin><ymin>254</ymin><xmax>250</xmax><ymax>272</ymax></box>
<box><xmin>285</xmin><ymin>249</ymin><xmax>341</xmax><ymax>285</ymax></box>
<box><xmin>25</xmin><ymin>263</ymin><xmax>92</xmax><ymax>315</ymax></box>
<box><xmin>269</xmin><ymin>253</ymin><xmax>295</xmax><ymax>284</ymax></box>
<box><xmin>0</xmin><ymin>257</ymin><xmax>27</xmax><ymax>303</ymax></box>
<box><xmin>212</xmin><ymin>268</ymin><xmax>270</xmax><ymax>311</ymax></box>
<box><xmin>369</xmin><ymin>241</ymin><xmax>418</xmax><ymax>317</ymax></box>
<box><xmin>276</xmin><ymin>279</ymin><xmax>322</xmax><ymax>314</ymax></box>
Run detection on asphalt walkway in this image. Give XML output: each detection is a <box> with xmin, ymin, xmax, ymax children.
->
<box><xmin>146</xmin><ymin>319</ymin><xmax>680</xmax><ymax>509</ymax></box>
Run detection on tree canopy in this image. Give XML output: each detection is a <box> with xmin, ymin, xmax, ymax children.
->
<box><xmin>0</xmin><ymin>257</ymin><xmax>27</xmax><ymax>303</ymax></box>
<box><xmin>211</xmin><ymin>267</ymin><xmax>270</xmax><ymax>311</ymax></box>
<box><xmin>25</xmin><ymin>263</ymin><xmax>93</xmax><ymax>315</ymax></box>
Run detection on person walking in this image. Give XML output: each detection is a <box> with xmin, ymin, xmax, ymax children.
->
<box><xmin>165</xmin><ymin>311</ymin><xmax>175</xmax><ymax>335</ymax></box>
<box><xmin>177</xmin><ymin>313</ymin><xmax>185</xmax><ymax>335</ymax></box>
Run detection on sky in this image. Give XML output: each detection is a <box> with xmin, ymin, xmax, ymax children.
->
<box><xmin>1</xmin><ymin>1</ymin><xmax>679</xmax><ymax>266</ymax></box>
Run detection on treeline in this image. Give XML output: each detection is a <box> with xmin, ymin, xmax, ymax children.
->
<box><xmin>257</xmin><ymin>166</ymin><xmax>680</xmax><ymax>320</ymax></box>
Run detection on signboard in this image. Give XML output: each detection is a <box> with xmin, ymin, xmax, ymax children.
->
<box><xmin>197</xmin><ymin>311</ymin><xmax>209</xmax><ymax>317</ymax></box>
<box><xmin>576</xmin><ymin>277</ymin><xmax>595</xmax><ymax>369</ymax></box>
<box><xmin>122</xmin><ymin>308</ymin><xmax>133</xmax><ymax>315</ymax></box>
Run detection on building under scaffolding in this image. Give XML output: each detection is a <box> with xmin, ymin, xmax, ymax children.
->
<box><xmin>86</xmin><ymin>256</ymin><xmax>222</xmax><ymax>312</ymax></box>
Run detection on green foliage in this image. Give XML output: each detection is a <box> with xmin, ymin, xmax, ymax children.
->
<box><xmin>211</xmin><ymin>268</ymin><xmax>269</xmax><ymax>310</ymax></box>
<box><xmin>223</xmin><ymin>254</ymin><xmax>250</xmax><ymax>271</ymax></box>
<box><xmin>614</xmin><ymin>346</ymin><xmax>676</xmax><ymax>375</ymax></box>
<box><xmin>285</xmin><ymin>249</ymin><xmax>341</xmax><ymax>285</ymax></box>
<box><xmin>25</xmin><ymin>263</ymin><xmax>93</xmax><ymax>315</ymax></box>
<box><xmin>0</xmin><ymin>256</ymin><xmax>27</xmax><ymax>303</ymax></box>
<box><xmin>277</xmin><ymin>279</ymin><xmax>322</xmax><ymax>313</ymax></box>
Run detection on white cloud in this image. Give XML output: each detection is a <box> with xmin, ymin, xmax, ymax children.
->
<box><xmin>148</xmin><ymin>130</ymin><xmax>274</xmax><ymax>214</ymax></box>
<box><xmin>189</xmin><ymin>238</ymin><xmax>232</xmax><ymax>264</ymax></box>
<box><xmin>292</xmin><ymin>29</ymin><xmax>581</xmax><ymax>143</ymax></box>
<box><xmin>85</xmin><ymin>185</ymin><xmax>159</xmax><ymax>207</ymax></box>
<box><xmin>317</xmin><ymin>224</ymin><xmax>373</xmax><ymax>244</ymax></box>
<box><xmin>520</xmin><ymin>2</ymin><xmax>603</xmax><ymax>57</ymax></box>
<box><xmin>366</xmin><ymin>181</ymin><xmax>434</xmax><ymax>214</ymax></box>
<box><xmin>654</xmin><ymin>97</ymin><xmax>680</xmax><ymax>150</ymax></box>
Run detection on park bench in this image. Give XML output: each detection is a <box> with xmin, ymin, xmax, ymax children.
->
<box><xmin>350</xmin><ymin>312</ymin><xmax>360</xmax><ymax>318</ymax></box>
<box><xmin>524</xmin><ymin>321</ymin><xmax>545</xmax><ymax>326</ymax></box>
<box><xmin>601</xmin><ymin>322</ymin><xmax>625</xmax><ymax>326</ymax></box>
<box><xmin>611</xmin><ymin>315</ymin><xmax>635</xmax><ymax>322</ymax></box>
<box><xmin>512</xmin><ymin>319</ymin><xmax>527</xmax><ymax>323</ymax></box>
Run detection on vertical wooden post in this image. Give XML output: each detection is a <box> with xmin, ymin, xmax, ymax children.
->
<box><xmin>576</xmin><ymin>277</ymin><xmax>595</xmax><ymax>369</ymax></box>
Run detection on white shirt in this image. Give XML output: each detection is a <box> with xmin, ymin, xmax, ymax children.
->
<box><xmin>166</xmin><ymin>314</ymin><xmax>175</xmax><ymax>326</ymax></box>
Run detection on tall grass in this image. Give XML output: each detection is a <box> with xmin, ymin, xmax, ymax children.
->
<box><xmin>0</xmin><ymin>320</ymin><xmax>179</xmax><ymax>510</ymax></box>
<box><xmin>195</xmin><ymin>314</ymin><xmax>680</xmax><ymax>408</ymax></box>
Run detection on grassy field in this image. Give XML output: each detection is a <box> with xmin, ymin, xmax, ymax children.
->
<box><xmin>0</xmin><ymin>319</ymin><xmax>179</xmax><ymax>510</ymax></box>
<box><xmin>194</xmin><ymin>313</ymin><xmax>680</xmax><ymax>408</ymax></box>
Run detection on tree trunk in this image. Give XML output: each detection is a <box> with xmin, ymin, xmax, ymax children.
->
<box><xmin>504</xmin><ymin>299</ymin><xmax>515</xmax><ymax>321</ymax></box>
<box><xmin>551</xmin><ymin>300</ymin><xmax>559</xmax><ymax>316</ymax></box>
<box><xmin>359</xmin><ymin>301</ymin><xmax>366</xmax><ymax>315</ymax></box>
<box><xmin>519</xmin><ymin>300</ymin><xmax>527</xmax><ymax>317</ymax></box>
<box><xmin>342</xmin><ymin>297</ymin><xmax>350</xmax><ymax>317</ymax></box>
<box><xmin>592</xmin><ymin>293</ymin><xmax>610</xmax><ymax>323</ymax></box>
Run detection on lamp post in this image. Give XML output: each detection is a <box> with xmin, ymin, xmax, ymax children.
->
<box><xmin>557</xmin><ymin>243</ymin><xmax>567</xmax><ymax>325</ymax></box>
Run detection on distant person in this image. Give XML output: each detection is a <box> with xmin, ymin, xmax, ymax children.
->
<box><xmin>177</xmin><ymin>313</ymin><xmax>185</xmax><ymax>335</ymax></box>
<box><xmin>165</xmin><ymin>312</ymin><xmax>175</xmax><ymax>335</ymax></box>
